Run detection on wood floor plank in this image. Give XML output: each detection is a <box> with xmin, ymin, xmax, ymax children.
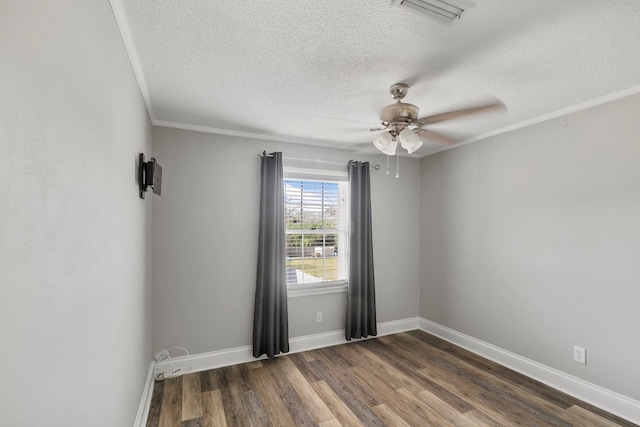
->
<box><xmin>448</xmin><ymin>346</ymin><xmax>576</xmax><ymax>408</ymax></box>
<box><xmin>302</xmin><ymin>351</ymin><xmax>317</xmax><ymax>362</ymax></box>
<box><xmin>566</xmin><ymin>404</ymin><xmax>629</xmax><ymax>427</ymax></box>
<box><xmin>279</xmin><ymin>356</ymin><xmax>335</xmax><ymax>423</ymax></box>
<box><xmin>261</xmin><ymin>358</ymin><xmax>319</xmax><ymax>426</ymax></box>
<box><xmin>260</xmin><ymin>357</ymin><xmax>294</xmax><ymax>389</ymax></box>
<box><xmin>305</xmin><ymin>358</ymin><xmax>386</xmax><ymax>426</ymax></box>
<box><xmin>418</xmin><ymin>363</ymin><xmax>486</xmax><ymax>399</ymax></box>
<box><xmin>347</xmin><ymin>361</ymin><xmax>402</xmax><ymax>402</ymax></box>
<box><xmin>376</xmin><ymin>335</ymin><xmax>393</xmax><ymax>345</ymax></box>
<box><xmin>407</xmin><ymin>330</ymin><xmax>580</xmax><ymax>409</ymax></box>
<box><xmin>344</xmin><ymin>345</ymin><xmax>402</xmax><ymax>407</ymax></box>
<box><xmin>279</xmin><ymin>384</ymin><xmax>320</xmax><ymax>426</ymax></box>
<box><xmin>415</xmin><ymin>388</ymin><xmax>476</xmax><ymax>426</ymax></box>
<box><xmin>289</xmin><ymin>351</ymin><xmax>324</xmax><ymax>383</ymax></box>
<box><xmin>350</xmin><ymin>342</ymin><xmax>426</xmax><ymax>394</ymax></box>
<box><xmin>405</xmin><ymin>329</ymin><xmax>454</xmax><ymax>351</ymax></box>
<box><xmin>412</xmin><ymin>339</ymin><xmax>574</xmax><ymax>425</ymax></box>
<box><xmin>313</xmin><ymin>346</ymin><xmax>382</xmax><ymax>407</ymax></box>
<box><xmin>362</xmin><ymin>338</ymin><xmax>475</xmax><ymax>413</ymax></box>
<box><xmin>371</xmin><ymin>403</ymin><xmax>412</xmax><ymax>427</ymax></box>
<box><xmin>473</xmin><ymin>390</ymin><xmax>569</xmax><ymax>426</ymax></box>
<box><xmin>249</xmin><ymin>366</ymin><xmax>298</xmax><ymax>427</ymax></box>
<box><xmin>201</xmin><ymin>390</ymin><xmax>227</xmax><ymax>427</ymax></box>
<box><xmin>181</xmin><ymin>373</ymin><xmax>203</xmax><ymax>421</ymax></box>
<box><xmin>362</xmin><ymin>336</ymin><xmax>426</xmax><ymax>371</ymax></box>
<box><xmin>199</xmin><ymin>370</ymin><xmax>217</xmax><ymax>393</ymax></box>
<box><xmin>158</xmin><ymin>377</ymin><xmax>183</xmax><ymax>427</ymax></box>
<box><xmin>216</xmin><ymin>366</ymin><xmax>251</xmax><ymax>427</ymax></box>
<box><xmin>316</xmin><ymin>345</ymin><xmax>359</xmax><ymax>368</ymax></box>
<box><xmin>568</xmin><ymin>402</ymin><xmax>639</xmax><ymax>427</ymax></box>
<box><xmin>415</xmin><ymin>342</ymin><xmax>589</xmax><ymax>426</ymax></box>
<box><xmin>311</xmin><ymin>380</ymin><xmax>363</xmax><ymax>426</ymax></box>
<box><xmin>394</xmin><ymin>387</ymin><xmax>458</xmax><ymax>427</ymax></box>
<box><xmin>318</xmin><ymin>418</ymin><xmax>343</xmax><ymax>427</ymax></box>
<box><xmin>363</xmin><ymin>383</ymin><xmax>442</xmax><ymax>427</ymax></box>
<box><xmin>463</xmin><ymin>408</ymin><xmax>517</xmax><ymax>427</ymax></box>
<box><xmin>181</xmin><ymin>418</ymin><xmax>203</xmax><ymax>427</ymax></box>
<box><xmin>145</xmin><ymin>380</ymin><xmax>164</xmax><ymax>427</ymax></box>
<box><xmin>235</xmin><ymin>364</ymin><xmax>271</xmax><ymax>425</ymax></box>
<box><xmin>145</xmin><ymin>331</ymin><xmax>635</xmax><ymax>427</ymax></box>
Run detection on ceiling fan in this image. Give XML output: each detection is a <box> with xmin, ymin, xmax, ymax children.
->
<box><xmin>371</xmin><ymin>83</ymin><xmax>505</xmax><ymax>155</ymax></box>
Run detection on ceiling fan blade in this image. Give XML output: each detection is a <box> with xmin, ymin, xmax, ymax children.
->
<box><xmin>415</xmin><ymin>101</ymin><xmax>506</xmax><ymax>127</ymax></box>
<box><xmin>414</xmin><ymin>128</ymin><xmax>455</xmax><ymax>145</ymax></box>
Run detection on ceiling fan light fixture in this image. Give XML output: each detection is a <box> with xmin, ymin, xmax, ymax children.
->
<box><xmin>373</xmin><ymin>131</ymin><xmax>397</xmax><ymax>156</ymax></box>
<box><xmin>399</xmin><ymin>128</ymin><xmax>423</xmax><ymax>154</ymax></box>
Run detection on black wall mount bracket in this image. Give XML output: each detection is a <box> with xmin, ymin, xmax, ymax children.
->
<box><xmin>139</xmin><ymin>153</ymin><xmax>162</xmax><ymax>199</ymax></box>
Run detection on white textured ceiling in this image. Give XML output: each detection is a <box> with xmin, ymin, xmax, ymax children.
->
<box><xmin>113</xmin><ymin>0</ymin><xmax>640</xmax><ymax>156</ymax></box>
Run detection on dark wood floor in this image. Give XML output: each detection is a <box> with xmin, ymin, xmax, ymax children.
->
<box><xmin>145</xmin><ymin>331</ymin><xmax>637</xmax><ymax>426</ymax></box>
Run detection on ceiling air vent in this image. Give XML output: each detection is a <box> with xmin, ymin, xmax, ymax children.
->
<box><xmin>392</xmin><ymin>0</ymin><xmax>474</xmax><ymax>24</ymax></box>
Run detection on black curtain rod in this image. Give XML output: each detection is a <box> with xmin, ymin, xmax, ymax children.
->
<box><xmin>258</xmin><ymin>153</ymin><xmax>380</xmax><ymax>170</ymax></box>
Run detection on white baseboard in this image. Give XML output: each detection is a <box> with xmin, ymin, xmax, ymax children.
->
<box><xmin>376</xmin><ymin>316</ymin><xmax>420</xmax><ymax>336</ymax></box>
<box><xmin>154</xmin><ymin>317</ymin><xmax>419</xmax><ymax>376</ymax></box>
<box><xmin>418</xmin><ymin>317</ymin><xmax>640</xmax><ymax>425</ymax></box>
<box><xmin>133</xmin><ymin>362</ymin><xmax>156</xmax><ymax>427</ymax></box>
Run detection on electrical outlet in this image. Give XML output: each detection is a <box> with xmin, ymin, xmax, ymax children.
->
<box><xmin>316</xmin><ymin>312</ymin><xmax>322</xmax><ymax>323</ymax></box>
<box><xmin>155</xmin><ymin>349</ymin><xmax>170</xmax><ymax>362</ymax></box>
<box><xmin>573</xmin><ymin>346</ymin><xmax>586</xmax><ymax>364</ymax></box>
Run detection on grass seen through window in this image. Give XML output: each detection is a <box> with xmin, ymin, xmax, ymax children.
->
<box><xmin>286</xmin><ymin>257</ymin><xmax>338</xmax><ymax>282</ymax></box>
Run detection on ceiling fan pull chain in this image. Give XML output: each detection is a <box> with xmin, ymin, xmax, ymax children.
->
<box><xmin>386</xmin><ymin>155</ymin><xmax>390</xmax><ymax>175</ymax></box>
<box><xmin>396</xmin><ymin>149</ymin><xmax>400</xmax><ymax>178</ymax></box>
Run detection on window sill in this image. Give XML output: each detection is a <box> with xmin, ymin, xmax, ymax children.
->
<box><xmin>287</xmin><ymin>282</ymin><xmax>348</xmax><ymax>298</ymax></box>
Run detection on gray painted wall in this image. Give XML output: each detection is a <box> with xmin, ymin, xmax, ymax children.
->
<box><xmin>0</xmin><ymin>1</ymin><xmax>153</xmax><ymax>425</ymax></box>
<box><xmin>420</xmin><ymin>93</ymin><xmax>640</xmax><ymax>400</ymax></box>
<box><xmin>152</xmin><ymin>128</ymin><xmax>420</xmax><ymax>354</ymax></box>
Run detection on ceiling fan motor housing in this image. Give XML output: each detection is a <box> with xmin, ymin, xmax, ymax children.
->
<box><xmin>380</xmin><ymin>102</ymin><xmax>419</xmax><ymax>127</ymax></box>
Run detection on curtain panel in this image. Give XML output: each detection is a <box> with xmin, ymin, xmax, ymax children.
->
<box><xmin>253</xmin><ymin>151</ymin><xmax>289</xmax><ymax>358</ymax></box>
<box><xmin>346</xmin><ymin>160</ymin><xmax>377</xmax><ymax>340</ymax></box>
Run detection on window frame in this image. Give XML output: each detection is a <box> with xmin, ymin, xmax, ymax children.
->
<box><xmin>283</xmin><ymin>167</ymin><xmax>349</xmax><ymax>298</ymax></box>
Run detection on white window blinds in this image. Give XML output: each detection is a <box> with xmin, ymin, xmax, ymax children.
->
<box><xmin>284</xmin><ymin>179</ymin><xmax>349</xmax><ymax>287</ymax></box>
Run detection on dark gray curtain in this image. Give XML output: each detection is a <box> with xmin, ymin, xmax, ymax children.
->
<box><xmin>346</xmin><ymin>160</ymin><xmax>377</xmax><ymax>340</ymax></box>
<box><xmin>253</xmin><ymin>151</ymin><xmax>289</xmax><ymax>358</ymax></box>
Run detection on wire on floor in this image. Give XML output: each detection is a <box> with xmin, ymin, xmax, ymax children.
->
<box><xmin>153</xmin><ymin>346</ymin><xmax>191</xmax><ymax>381</ymax></box>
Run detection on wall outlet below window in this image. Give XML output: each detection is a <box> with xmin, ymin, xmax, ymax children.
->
<box><xmin>316</xmin><ymin>312</ymin><xmax>322</xmax><ymax>323</ymax></box>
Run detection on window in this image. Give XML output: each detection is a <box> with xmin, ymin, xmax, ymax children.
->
<box><xmin>284</xmin><ymin>177</ymin><xmax>349</xmax><ymax>291</ymax></box>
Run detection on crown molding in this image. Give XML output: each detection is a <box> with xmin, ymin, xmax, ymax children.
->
<box><xmin>426</xmin><ymin>84</ymin><xmax>640</xmax><ymax>156</ymax></box>
<box><xmin>152</xmin><ymin>119</ymin><xmax>360</xmax><ymax>151</ymax></box>
<box><xmin>108</xmin><ymin>0</ymin><xmax>156</xmax><ymax>123</ymax></box>
<box><xmin>466</xmin><ymin>84</ymin><xmax>640</xmax><ymax>143</ymax></box>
